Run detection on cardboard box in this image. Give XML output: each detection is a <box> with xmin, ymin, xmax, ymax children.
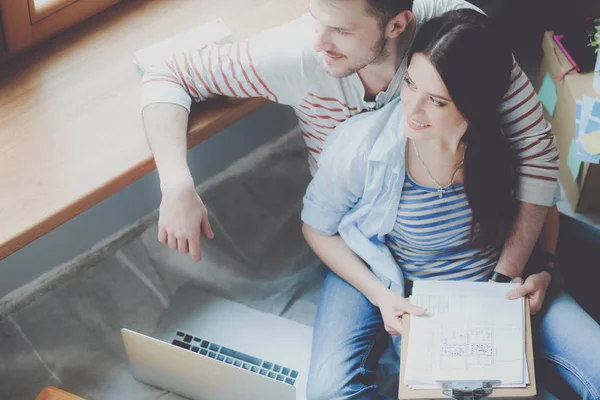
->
<box><xmin>537</xmin><ymin>31</ymin><xmax>600</xmax><ymax>213</ymax></box>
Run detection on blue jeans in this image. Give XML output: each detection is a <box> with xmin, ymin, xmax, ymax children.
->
<box><xmin>307</xmin><ymin>271</ymin><xmax>600</xmax><ymax>400</ymax></box>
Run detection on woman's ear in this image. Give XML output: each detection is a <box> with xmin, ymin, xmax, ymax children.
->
<box><xmin>387</xmin><ymin>11</ymin><xmax>413</xmax><ymax>39</ymax></box>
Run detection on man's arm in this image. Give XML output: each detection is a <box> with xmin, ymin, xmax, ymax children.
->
<box><xmin>140</xmin><ymin>20</ymin><xmax>311</xmax><ymax>111</ymax></box>
<box><xmin>489</xmin><ymin>59</ymin><xmax>560</xmax><ymax>312</ymax></box>
<box><xmin>140</xmin><ymin>20</ymin><xmax>311</xmax><ymax>260</ymax></box>
<box><xmin>538</xmin><ymin>204</ymin><xmax>560</xmax><ymax>255</ymax></box>
<box><xmin>494</xmin><ymin>202</ymin><xmax>548</xmax><ymax>278</ymax></box>
<box><xmin>413</xmin><ymin>0</ymin><xmax>484</xmax><ymax>23</ymax></box>
<box><xmin>142</xmin><ymin>103</ymin><xmax>213</xmax><ymax>261</ymax></box>
<box><xmin>491</xmin><ymin>61</ymin><xmax>559</xmax><ymax>279</ymax></box>
<box><xmin>500</xmin><ymin>61</ymin><xmax>560</xmax><ymax>206</ymax></box>
<box><xmin>507</xmin><ymin>205</ymin><xmax>559</xmax><ymax>314</ymax></box>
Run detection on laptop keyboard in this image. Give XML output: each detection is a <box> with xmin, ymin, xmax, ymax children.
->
<box><xmin>171</xmin><ymin>330</ymin><xmax>299</xmax><ymax>386</ymax></box>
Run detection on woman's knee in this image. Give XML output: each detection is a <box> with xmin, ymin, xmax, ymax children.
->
<box><xmin>307</xmin><ymin>363</ymin><xmax>380</xmax><ymax>400</ymax></box>
<box><xmin>306</xmin><ymin>367</ymin><xmax>348</xmax><ymax>400</ymax></box>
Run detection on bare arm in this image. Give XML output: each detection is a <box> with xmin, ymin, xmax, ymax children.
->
<box><xmin>302</xmin><ymin>223</ymin><xmax>426</xmax><ymax>334</ymax></box>
<box><xmin>490</xmin><ymin>56</ymin><xmax>560</xmax><ymax>296</ymax></box>
<box><xmin>494</xmin><ymin>202</ymin><xmax>549</xmax><ymax>277</ymax></box>
<box><xmin>139</xmin><ymin>22</ymin><xmax>310</xmax><ymax>260</ymax></box>
<box><xmin>143</xmin><ymin>104</ymin><xmax>192</xmax><ymax>189</ymax></box>
<box><xmin>142</xmin><ymin>103</ymin><xmax>214</xmax><ymax>262</ymax></box>
<box><xmin>538</xmin><ymin>205</ymin><xmax>559</xmax><ymax>255</ymax></box>
<box><xmin>302</xmin><ymin>223</ymin><xmax>386</xmax><ymax>305</ymax></box>
<box><xmin>506</xmin><ymin>205</ymin><xmax>559</xmax><ymax>313</ymax></box>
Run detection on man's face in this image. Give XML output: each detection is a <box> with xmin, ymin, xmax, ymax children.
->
<box><xmin>309</xmin><ymin>0</ymin><xmax>388</xmax><ymax>78</ymax></box>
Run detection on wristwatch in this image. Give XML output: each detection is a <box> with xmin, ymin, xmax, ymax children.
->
<box><xmin>489</xmin><ymin>271</ymin><xmax>514</xmax><ymax>283</ymax></box>
<box><xmin>536</xmin><ymin>250</ymin><xmax>556</xmax><ymax>281</ymax></box>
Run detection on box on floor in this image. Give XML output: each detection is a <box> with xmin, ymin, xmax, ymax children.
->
<box><xmin>537</xmin><ymin>31</ymin><xmax>600</xmax><ymax>213</ymax></box>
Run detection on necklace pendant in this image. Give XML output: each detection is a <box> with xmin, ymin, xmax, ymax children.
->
<box><xmin>438</xmin><ymin>188</ymin><xmax>444</xmax><ymax>198</ymax></box>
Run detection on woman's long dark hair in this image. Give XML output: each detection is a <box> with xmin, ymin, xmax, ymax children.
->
<box><xmin>407</xmin><ymin>9</ymin><xmax>518</xmax><ymax>248</ymax></box>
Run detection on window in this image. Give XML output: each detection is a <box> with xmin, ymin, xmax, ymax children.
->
<box><xmin>0</xmin><ymin>10</ymin><xmax>6</xmax><ymax>57</ymax></box>
<box><xmin>0</xmin><ymin>0</ymin><xmax>121</xmax><ymax>60</ymax></box>
<box><xmin>29</xmin><ymin>0</ymin><xmax>79</xmax><ymax>23</ymax></box>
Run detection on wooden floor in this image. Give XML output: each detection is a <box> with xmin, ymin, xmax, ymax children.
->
<box><xmin>0</xmin><ymin>0</ymin><xmax>308</xmax><ymax>260</ymax></box>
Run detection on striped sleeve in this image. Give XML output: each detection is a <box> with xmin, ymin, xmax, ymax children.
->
<box><xmin>413</xmin><ymin>0</ymin><xmax>484</xmax><ymax>24</ymax></box>
<box><xmin>140</xmin><ymin>20</ymin><xmax>311</xmax><ymax>111</ymax></box>
<box><xmin>499</xmin><ymin>60</ymin><xmax>559</xmax><ymax>206</ymax></box>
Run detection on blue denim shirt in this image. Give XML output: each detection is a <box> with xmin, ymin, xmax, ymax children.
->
<box><xmin>301</xmin><ymin>98</ymin><xmax>410</xmax><ymax>296</ymax></box>
<box><xmin>301</xmin><ymin>95</ymin><xmax>562</xmax><ymax>297</ymax></box>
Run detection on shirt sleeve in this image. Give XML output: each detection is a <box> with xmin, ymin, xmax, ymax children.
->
<box><xmin>140</xmin><ymin>16</ymin><xmax>313</xmax><ymax>112</ymax></box>
<box><xmin>301</xmin><ymin>125</ymin><xmax>368</xmax><ymax>235</ymax></box>
<box><xmin>412</xmin><ymin>0</ymin><xmax>484</xmax><ymax>23</ymax></box>
<box><xmin>499</xmin><ymin>60</ymin><xmax>559</xmax><ymax>206</ymax></box>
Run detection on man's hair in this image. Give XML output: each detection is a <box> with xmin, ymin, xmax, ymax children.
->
<box><xmin>365</xmin><ymin>0</ymin><xmax>414</xmax><ymax>28</ymax></box>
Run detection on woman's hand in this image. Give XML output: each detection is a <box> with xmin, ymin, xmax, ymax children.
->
<box><xmin>375</xmin><ymin>288</ymin><xmax>427</xmax><ymax>336</ymax></box>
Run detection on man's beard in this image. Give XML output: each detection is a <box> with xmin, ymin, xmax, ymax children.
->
<box><xmin>326</xmin><ymin>32</ymin><xmax>389</xmax><ymax>78</ymax></box>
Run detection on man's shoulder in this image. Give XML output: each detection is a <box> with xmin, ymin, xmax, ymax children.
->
<box><xmin>324</xmin><ymin>98</ymin><xmax>404</xmax><ymax>162</ymax></box>
<box><xmin>412</xmin><ymin>0</ymin><xmax>483</xmax><ymax>26</ymax></box>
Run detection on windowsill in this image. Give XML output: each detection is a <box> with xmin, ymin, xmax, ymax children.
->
<box><xmin>0</xmin><ymin>0</ymin><xmax>308</xmax><ymax>259</ymax></box>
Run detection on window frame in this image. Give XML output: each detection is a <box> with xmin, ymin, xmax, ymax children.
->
<box><xmin>28</xmin><ymin>0</ymin><xmax>80</xmax><ymax>23</ymax></box>
<box><xmin>0</xmin><ymin>0</ymin><xmax>121</xmax><ymax>60</ymax></box>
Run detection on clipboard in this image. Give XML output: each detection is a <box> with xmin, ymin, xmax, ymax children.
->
<box><xmin>398</xmin><ymin>298</ymin><xmax>537</xmax><ymax>399</ymax></box>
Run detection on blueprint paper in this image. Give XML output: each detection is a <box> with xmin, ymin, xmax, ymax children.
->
<box><xmin>405</xmin><ymin>281</ymin><xmax>526</xmax><ymax>389</ymax></box>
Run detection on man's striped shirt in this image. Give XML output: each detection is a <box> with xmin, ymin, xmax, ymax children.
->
<box><xmin>140</xmin><ymin>0</ymin><xmax>559</xmax><ymax>206</ymax></box>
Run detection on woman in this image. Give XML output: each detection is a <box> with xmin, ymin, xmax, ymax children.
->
<box><xmin>301</xmin><ymin>9</ymin><xmax>600</xmax><ymax>400</ymax></box>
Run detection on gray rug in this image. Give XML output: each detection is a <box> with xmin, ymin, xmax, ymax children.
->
<box><xmin>0</xmin><ymin>128</ymin><xmax>325</xmax><ymax>400</ymax></box>
<box><xmin>0</xmin><ymin>126</ymin><xmax>559</xmax><ymax>400</ymax></box>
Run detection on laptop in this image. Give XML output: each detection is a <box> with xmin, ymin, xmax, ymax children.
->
<box><xmin>121</xmin><ymin>283</ymin><xmax>313</xmax><ymax>400</ymax></box>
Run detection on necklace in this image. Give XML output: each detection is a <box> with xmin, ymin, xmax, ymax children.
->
<box><xmin>411</xmin><ymin>140</ymin><xmax>464</xmax><ymax>199</ymax></box>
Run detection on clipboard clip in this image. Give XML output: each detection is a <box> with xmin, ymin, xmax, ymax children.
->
<box><xmin>436</xmin><ymin>380</ymin><xmax>501</xmax><ymax>400</ymax></box>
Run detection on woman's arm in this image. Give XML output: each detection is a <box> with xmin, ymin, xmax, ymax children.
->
<box><xmin>302</xmin><ymin>223</ymin><xmax>387</xmax><ymax>305</ymax></box>
<box><xmin>303</xmin><ymin>223</ymin><xmax>426</xmax><ymax>334</ymax></box>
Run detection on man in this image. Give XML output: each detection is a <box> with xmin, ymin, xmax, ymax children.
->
<box><xmin>141</xmin><ymin>0</ymin><xmax>555</xmax><ymax>309</ymax></box>
<box><xmin>140</xmin><ymin>1</ymin><xmax>600</xmax><ymax>398</ymax></box>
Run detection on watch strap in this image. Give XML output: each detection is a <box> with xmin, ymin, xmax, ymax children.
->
<box><xmin>539</xmin><ymin>250</ymin><xmax>556</xmax><ymax>267</ymax></box>
<box><xmin>490</xmin><ymin>271</ymin><xmax>513</xmax><ymax>283</ymax></box>
<box><xmin>539</xmin><ymin>261</ymin><xmax>556</xmax><ymax>280</ymax></box>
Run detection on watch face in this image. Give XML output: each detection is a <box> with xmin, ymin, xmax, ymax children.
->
<box><xmin>491</xmin><ymin>272</ymin><xmax>512</xmax><ymax>283</ymax></box>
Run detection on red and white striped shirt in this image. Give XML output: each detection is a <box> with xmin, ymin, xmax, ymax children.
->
<box><xmin>141</xmin><ymin>0</ymin><xmax>559</xmax><ymax>206</ymax></box>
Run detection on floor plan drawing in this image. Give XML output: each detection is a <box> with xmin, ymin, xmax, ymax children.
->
<box><xmin>440</xmin><ymin>326</ymin><xmax>494</xmax><ymax>370</ymax></box>
<box><xmin>404</xmin><ymin>281</ymin><xmax>528</xmax><ymax>389</ymax></box>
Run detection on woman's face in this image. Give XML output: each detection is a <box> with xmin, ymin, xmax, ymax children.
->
<box><xmin>400</xmin><ymin>53</ymin><xmax>468</xmax><ymax>145</ymax></box>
